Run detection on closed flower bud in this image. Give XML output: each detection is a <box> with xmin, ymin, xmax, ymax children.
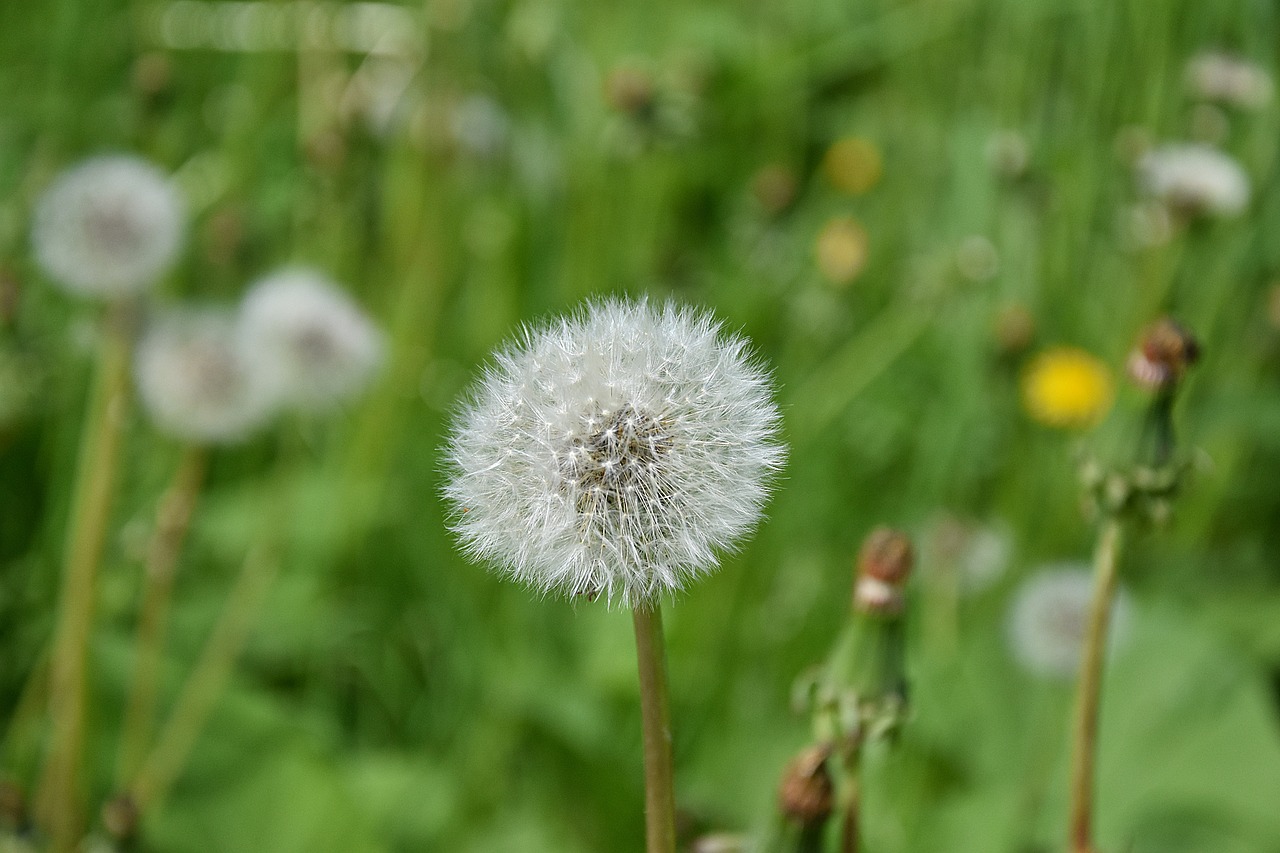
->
<box><xmin>854</xmin><ymin>527</ymin><xmax>914</xmax><ymax>615</ymax></box>
<box><xmin>1127</xmin><ymin>317</ymin><xmax>1200</xmax><ymax>392</ymax></box>
<box><xmin>777</xmin><ymin>745</ymin><xmax>834</xmax><ymax>825</ymax></box>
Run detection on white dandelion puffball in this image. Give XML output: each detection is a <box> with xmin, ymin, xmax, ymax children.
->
<box><xmin>1006</xmin><ymin>565</ymin><xmax>1133</xmax><ymax>681</ymax></box>
<box><xmin>32</xmin><ymin>155</ymin><xmax>184</xmax><ymax>297</ymax></box>
<box><xmin>239</xmin><ymin>269</ymin><xmax>384</xmax><ymax>410</ymax></box>
<box><xmin>1185</xmin><ymin>52</ymin><xmax>1273</xmax><ymax>110</ymax></box>
<box><xmin>1137</xmin><ymin>144</ymin><xmax>1250</xmax><ymax>218</ymax></box>
<box><xmin>444</xmin><ymin>298</ymin><xmax>785</xmax><ymax>606</ymax></box>
<box><xmin>135</xmin><ymin>309</ymin><xmax>278</xmax><ymax>444</ymax></box>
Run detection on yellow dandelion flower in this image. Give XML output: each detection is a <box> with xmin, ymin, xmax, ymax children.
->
<box><xmin>822</xmin><ymin>136</ymin><xmax>883</xmax><ymax>195</ymax></box>
<box><xmin>1021</xmin><ymin>347</ymin><xmax>1113</xmax><ymax>428</ymax></box>
<box><xmin>815</xmin><ymin>216</ymin><xmax>869</xmax><ymax>286</ymax></box>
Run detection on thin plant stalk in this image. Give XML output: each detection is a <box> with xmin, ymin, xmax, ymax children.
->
<box><xmin>37</xmin><ymin>309</ymin><xmax>133</xmax><ymax>852</ymax></box>
<box><xmin>116</xmin><ymin>445</ymin><xmax>209</xmax><ymax>786</ymax></box>
<box><xmin>1067</xmin><ymin>516</ymin><xmax>1125</xmax><ymax>853</ymax></box>
<box><xmin>128</xmin><ymin>544</ymin><xmax>277</xmax><ymax>812</ymax></box>
<box><xmin>838</xmin><ymin>743</ymin><xmax>862</xmax><ymax>853</ymax></box>
<box><xmin>632</xmin><ymin>603</ymin><xmax>677</xmax><ymax>853</ymax></box>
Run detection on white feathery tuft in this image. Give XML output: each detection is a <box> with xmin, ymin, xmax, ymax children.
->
<box><xmin>238</xmin><ymin>268</ymin><xmax>384</xmax><ymax>411</ymax></box>
<box><xmin>1006</xmin><ymin>565</ymin><xmax>1132</xmax><ymax>681</ymax></box>
<box><xmin>135</xmin><ymin>309</ymin><xmax>277</xmax><ymax>444</ymax></box>
<box><xmin>443</xmin><ymin>298</ymin><xmax>786</xmax><ymax>607</ymax></box>
<box><xmin>1137</xmin><ymin>143</ymin><xmax>1250</xmax><ymax>218</ymax></box>
<box><xmin>32</xmin><ymin>155</ymin><xmax>184</xmax><ymax>298</ymax></box>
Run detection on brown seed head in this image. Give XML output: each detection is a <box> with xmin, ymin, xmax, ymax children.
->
<box><xmin>855</xmin><ymin>527</ymin><xmax>913</xmax><ymax>615</ymax></box>
<box><xmin>777</xmin><ymin>745</ymin><xmax>834</xmax><ymax>825</ymax></box>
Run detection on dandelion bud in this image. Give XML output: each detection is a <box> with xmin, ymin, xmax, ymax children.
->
<box><xmin>101</xmin><ymin>794</ymin><xmax>139</xmax><ymax>841</ymax></box>
<box><xmin>239</xmin><ymin>269</ymin><xmax>384</xmax><ymax>411</ymax></box>
<box><xmin>32</xmin><ymin>155</ymin><xmax>184</xmax><ymax>298</ymax></box>
<box><xmin>777</xmin><ymin>745</ymin><xmax>834</xmax><ymax>825</ymax></box>
<box><xmin>854</xmin><ymin>527</ymin><xmax>913</xmax><ymax>616</ymax></box>
<box><xmin>1127</xmin><ymin>317</ymin><xmax>1200</xmax><ymax>392</ymax></box>
<box><xmin>443</xmin><ymin>298</ymin><xmax>785</xmax><ymax>606</ymax></box>
<box><xmin>135</xmin><ymin>309</ymin><xmax>277</xmax><ymax>444</ymax></box>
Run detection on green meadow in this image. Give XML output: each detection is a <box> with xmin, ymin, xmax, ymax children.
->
<box><xmin>2</xmin><ymin>0</ymin><xmax>1280</xmax><ymax>850</ymax></box>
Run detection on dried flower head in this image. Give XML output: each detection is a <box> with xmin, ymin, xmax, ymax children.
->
<box><xmin>1127</xmin><ymin>317</ymin><xmax>1200</xmax><ymax>392</ymax></box>
<box><xmin>1006</xmin><ymin>565</ymin><xmax>1132</xmax><ymax>680</ymax></box>
<box><xmin>1021</xmin><ymin>347</ymin><xmax>1114</xmax><ymax>429</ymax></box>
<box><xmin>32</xmin><ymin>155</ymin><xmax>184</xmax><ymax>298</ymax></box>
<box><xmin>443</xmin><ymin>298</ymin><xmax>785</xmax><ymax>606</ymax></box>
<box><xmin>1185</xmin><ymin>52</ymin><xmax>1273</xmax><ymax>110</ymax></box>
<box><xmin>1137</xmin><ymin>143</ymin><xmax>1250</xmax><ymax>219</ymax></box>
<box><xmin>135</xmin><ymin>309</ymin><xmax>277</xmax><ymax>444</ymax></box>
<box><xmin>239</xmin><ymin>269</ymin><xmax>384</xmax><ymax>411</ymax></box>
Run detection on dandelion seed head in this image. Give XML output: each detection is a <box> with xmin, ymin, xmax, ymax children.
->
<box><xmin>32</xmin><ymin>155</ymin><xmax>184</xmax><ymax>298</ymax></box>
<box><xmin>135</xmin><ymin>309</ymin><xmax>276</xmax><ymax>444</ymax></box>
<box><xmin>443</xmin><ymin>298</ymin><xmax>785</xmax><ymax>606</ymax></box>
<box><xmin>1137</xmin><ymin>143</ymin><xmax>1250</xmax><ymax>218</ymax></box>
<box><xmin>239</xmin><ymin>268</ymin><xmax>383</xmax><ymax>410</ymax></box>
<box><xmin>1006</xmin><ymin>565</ymin><xmax>1132</xmax><ymax>680</ymax></box>
<box><xmin>1185</xmin><ymin>52</ymin><xmax>1273</xmax><ymax>110</ymax></box>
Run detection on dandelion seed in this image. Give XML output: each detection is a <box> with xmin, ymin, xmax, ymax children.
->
<box><xmin>239</xmin><ymin>268</ymin><xmax>384</xmax><ymax>411</ymax></box>
<box><xmin>32</xmin><ymin>155</ymin><xmax>184</xmax><ymax>298</ymax></box>
<box><xmin>443</xmin><ymin>298</ymin><xmax>785</xmax><ymax>606</ymax></box>
<box><xmin>1007</xmin><ymin>565</ymin><xmax>1132</xmax><ymax>680</ymax></box>
<box><xmin>1137</xmin><ymin>143</ymin><xmax>1250</xmax><ymax>219</ymax></box>
<box><xmin>1021</xmin><ymin>347</ymin><xmax>1113</xmax><ymax>429</ymax></box>
<box><xmin>135</xmin><ymin>309</ymin><xmax>277</xmax><ymax>443</ymax></box>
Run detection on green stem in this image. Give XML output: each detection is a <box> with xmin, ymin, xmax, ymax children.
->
<box><xmin>1067</xmin><ymin>516</ymin><xmax>1125</xmax><ymax>853</ymax></box>
<box><xmin>128</xmin><ymin>544</ymin><xmax>277</xmax><ymax>813</ymax></box>
<box><xmin>37</xmin><ymin>310</ymin><xmax>132</xmax><ymax>852</ymax></box>
<box><xmin>116</xmin><ymin>445</ymin><xmax>209</xmax><ymax>787</ymax></box>
<box><xmin>632</xmin><ymin>604</ymin><xmax>677</xmax><ymax>853</ymax></box>
<box><xmin>838</xmin><ymin>743</ymin><xmax>862</xmax><ymax>853</ymax></box>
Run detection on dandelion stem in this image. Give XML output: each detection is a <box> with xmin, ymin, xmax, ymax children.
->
<box><xmin>116</xmin><ymin>445</ymin><xmax>208</xmax><ymax>787</ymax></box>
<box><xmin>1067</xmin><ymin>516</ymin><xmax>1125</xmax><ymax>853</ymax></box>
<box><xmin>37</xmin><ymin>309</ymin><xmax>132</xmax><ymax>852</ymax></box>
<box><xmin>632</xmin><ymin>603</ymin><xmax>677</xmax><ymax>853</ymax></box>
<box><xmin>838</xmin><ymin>739</ymin><xmax>862</xmax><ymax>853</ymax></box>
<box><xmin>129</xmin><ymin>544</ymin><xmax>277</xmax><ymax>813</ymax></box>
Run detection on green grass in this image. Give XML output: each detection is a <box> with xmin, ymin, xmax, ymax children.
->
<box><xmin>3</xmin><ymin>0</ymin><xmax>1280</xmax><ymax>850</ymax></box>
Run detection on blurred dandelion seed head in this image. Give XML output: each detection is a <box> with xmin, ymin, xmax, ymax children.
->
<box><xmin>135</xmin><ymin>309</ymin><xmax>276</xmax><ymax>443</ymax></box>
<box><xmin>1007</xmin><ymin>565</ymin><xmax>1132</xmax><ymax>680</ymax></box>
<box><xmin>443</xmin><ymin>298</ymin><xmax>785</xmax><ymax>607</ymax></box>
<box><xmin>1185</xmin><ymin>52</ymin><xmax>1273</xmax><ymax>110</ymax></box>
<box><xmin>240</xmin><ymin>269</ymin><xmax>384</xmax><ymax>411</ymax></box>
<box><xmin>32</xmin><ymin>155</ymin><xmax>184</xmax><ymax>298</ymax></box>
<box><xmin>1021</xmin><ymin>347</ymin><xmax>1113</xmax><ymax>429</ymax></box>
<box><xmin>1137</xmin><ymin>143</ymin><xmax>1250</xmax><ymax>219</ymax></box>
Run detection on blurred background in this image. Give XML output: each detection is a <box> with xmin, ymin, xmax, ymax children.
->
<box><xmin>3</xmin><ymin>0</ymin><xmax>1280</xmax><ymax>850</ymax></box>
